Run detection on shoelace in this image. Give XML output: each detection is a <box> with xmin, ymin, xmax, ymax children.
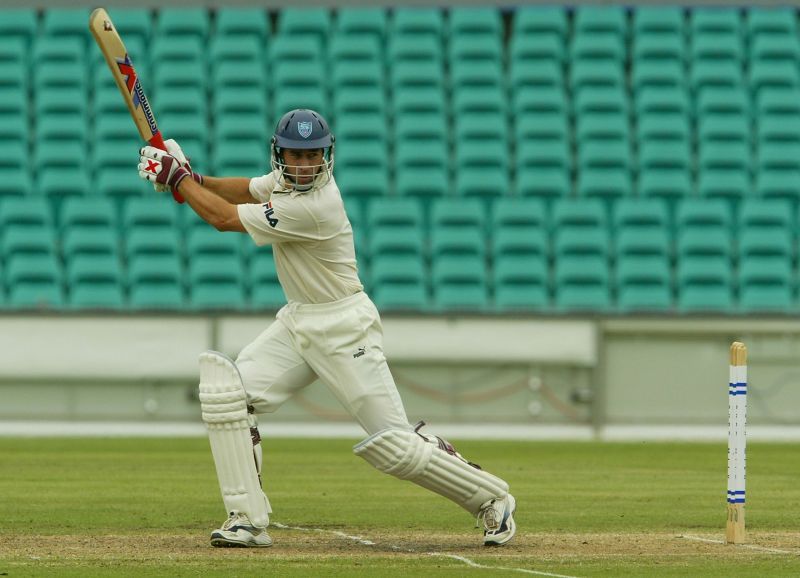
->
<box><xmin>221</xmin><ymin>513</ymin><xmax>245</xmax><ymax>531</ymax></box>
<box><xmin>475</xmin><ymin>501</ymin><xmax>500</xmax><ymax>531</ymax></box>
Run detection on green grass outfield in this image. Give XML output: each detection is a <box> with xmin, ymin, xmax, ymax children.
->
<box><xmin>1</xmin><ymin>437</ymin><xmax>799</xmax><ymax>577</ymax></box>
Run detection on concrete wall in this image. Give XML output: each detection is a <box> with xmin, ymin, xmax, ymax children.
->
<box><xmin>2</xmin><ymin>315</ymin><xmax>799</xmax><ymax>428</ymax></box>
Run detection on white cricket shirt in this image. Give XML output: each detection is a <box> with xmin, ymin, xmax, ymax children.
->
<box><xmin>237</xmin><ymin>171</ymin><xmax>363</xmax><ymax>304</ymax></box>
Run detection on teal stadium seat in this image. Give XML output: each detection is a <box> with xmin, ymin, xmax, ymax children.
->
<box><xmin>214</xmin><ymin>140</ymin><xmax>268</xmax><ymax>176</ymax></box>
<box><xmin>215</xmin><ymin>111</ymin><xmax>269</xmax><ymax>142</ymax></box>
<box><xmin>740</xmin><ymin>198</ymin><xmax>793</xmax><ymax>230</ymax></box>
<box><xmin>110</xmin><ymin>9</ymin><xmax>152</xmax><ymax>44</ymax></box>
<box><xmin>33</xmin><ymin>37</ymin><xmax>84</xmax><ymax>66</ymax></box>
<box><xmin>698</xmin><ymin>115</ymin><xmax>749</xmax><ymax>143</ymax></box>
<box><xmin>369</xmin><ymin>224</ymin><xmax>424</xmax><ymax>258</ymax></box>
<box><xmin>389</xmin><ymin>34</ymin><xmax>440</xmax><ymax>64</ymax></box>
<box><xmin>739</xmin><ymin>258</ymin><xmax>793</xmax><ymax>313</ymax></box>
<box><xmin>617</xmin><ymin>256</ymin><xmax>673</xmax><ymax>312</ymax></box>
<box><xmin>746</xmin><ymin>8</ymin><xmax>797</xmax><ymax>38</ymax></box>
<box><xmin>677</xmin><ymin>258</ymin><xmax>734</xmax><ymax>313</ymax></box>
<box><xmin>691</xmin><ymin>61</ymin><xmax>742</xmax><ymax>92</ymax></box>
<box><xmin>124</xmin><ymin>197</ymin><xmax>180</xmax><ymax>231</ymax></box>
<box><xmin>639</xmin><ymin>142</ymin><xmax>691</xmax><ymax>174</ymax></box>
<box><xmin>448</xmin><ymin>7</ymin><xmax>502</xmax><ymax>37</ymax></box>
<box><xmin>513</xmin><ymin>7</ymin><xmax>568</xmax><ymax>39</ymax></box>
<box><xmin>270</xmin><ymin>35</ymin><xmax>322</xmax><ymax>65</ymax></box>
<box><xmin>367</xmin><ymin>197</ymin><xmax>423</xmax><ymax>230</ymax></box>
<box><xmin>332</xmin><ymin>61</ymin><xmax>383</xmax><ymax>90</ymax></box>
<box><xmin>330</xmin><ymin>35</ymin><xmax>381</xmax><ymax>65</ymax></box>
<box><xmin>189</xmin><ymin>256</ymin><xmax>246</xmax><ymax>310</ymax></box>
<box><xmin>691</xmin><ymin>8</ymin><xmax>742</xmax><ymax>36</ymax></box>
<box><xmin>62</xmin><ymin>228</ymin><xmax>118</xmax><ymax>259</ymax></box>
<box><xmin>634</xmin><ymin>7</ymin><xmax>685</xmax><ymax>36</ymax></box>
<box><xmin>38</xmin><ymin>168</ymin><xmax>90</xmax><ymax>199</ymax></box>
<box><xmin>151</xmin><ymin>36</ymin><xmax>203</xmax><ymax>67</ymax></box>
<box><xmin>691</xmin><ymin>33</ymin><xmax>742</xmax><ymax>63</ymax></box>
<box><xmin>555</xmin><ymin>256</ymin><xmax>611</xmax><ymax>313</ymax></box>
<box><xmin>758</xmin><ymin>115</ymin><xmax>800</xmax><ymax>144</ymax></box>
<box><xmin>0</xmin><ymin>197</ymin><xmax>52</xmax><ymax>229</ymax></box>
<box><xmin>614</xmin><ymin>197</ymin><xmax>670</xmax><ymax>231</ymax></box>
<box><xmin>492</xmin><ymin>198</ymin><xmax>547</xmax><ymax>230</ymax></box>
<box><xmin>632</xmin><ymin>33</ymin><xmax>685</xmax><ymax>64</ymax></box>
<box><xmin>0</xmin><ymin>170</ymin><xmax>33</xmax><ymax>198</ymax></box>
<box><xmin>215</xmin><ymin>8</ymin><xmax>270</xmax><ymax>40</ymax></box>
<box><xmin>60</xmin><ymin>198</ymin><xmax>115</xmax><ymax>230</ymax></box>
<box><xmin>370</xmin><ymin>255</ymin><xmax>429</xmax><ymax>312</ymax></box>
<box><xmin>67</xmin><ymin>255</ymin><xmax>125</xmax><ymax>310</ymax></box>
<box><xmin>750</xmin><ymin>35</ymin><xmax>800</xmax><ymax>63</ymax></box>
<box><xmin>0</xmin><ymin>37</ymin><xmax>26</xmax><ymax>69</ymax></box>
<box><xmin>431</xmin><ymin>228</ymin><xmax>484</xmax><ymax>260</ymax></box>
<box><xmin>450</xmin><ymin>34</ymin><xmax>502</xmax><ymax>65</ymax></box>
<box><xmin>391</xmin><ymin>8</ymin><xmax>444</xmax><ymax>38</ymax></box>
<box><xmin>278</xmin><ymin>8</ymin><xmax>331</xmax><ymax>42</ymax></box>
<box><xmin>336</xmin><ymin>8</ymin><xmax>387</xmax><ymax>38</ymax></box>
<box><xmin>751</xmin><ymin>60</ymin><xmax>800</xmax><ymax>95</ymax></box>
<box><xmin>511</xmin><ymin>60</ymin><xmax>563</xmax><ymax>91</ymax></box>
<box><xmin>5</xmin><ymin>254</ymin><xmax>63</xmax><ymax>309</ymax></box>
<box><xmin>572</xmin><ymin>33</ymin><xmax>625</xmax><ymax>62</ymax></box>
<box><xmin>574</xmin><ymin>6</ymin><xmax>628</xmax><ymax>38</ymax></box>
<box><xmin>126</xmin><ymin>229</ymin><xmax>182</xmax><ymax>259</ymax></box>
<box><xmin>637</xmin><ymin>87</ymin><xmax>690</xmax><ymax>117</ymax></box>
<box><xmin>756</xmin><ymin>168</ymin><xmax>800</xmax><ymax>201</ymax></box>
<box><xmin>128</xmin><ymin>254</ymin><xmax>185</xmax><ymax>310</ymax></box>
<box><xmin>42</xmin><ymin>8</ymin><xmax>91</xmax><ymax>38</ymax></box>
<box><xmin>677</xmin><ymin>197</ymin><xmax>732</xmax><ymax>230</ymax></box>
<box><xmin>156</xmin><ymin>8</ymin><xmax>209</xmax><ymax>40</ymax></box>
<box><xmin>432</xmin><ymin>255</ymin><xmax>489</xmax><ymax>312</ymax></box>
<box><xmin>494</xmin><ymin>254</ymin><xmax>549</xmax><ymax>312</ymax></box>
<box><xmin>0</xmin><ymin>9</ymin><xmax>37</xmax><ymax>43</ymax></box>
<box><xmin>510</xmin><ymin>33</ymin><xmax>564</xmax><ymax>64</ymax></box>
<box><xmin>632</xmin><ymin>59</ymin><xmax>685</xmax><ymax>92</ymax></box>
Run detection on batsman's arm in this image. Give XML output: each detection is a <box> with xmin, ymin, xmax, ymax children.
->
<box><xmin>176</xmin><ymin>177</ymin><xmax>246</xmax><ymax>233</ymax></box>
<box><xmin>199</xmin><ymin>176</ymin><xmax>256</xmax><ymax>205</ymax></box>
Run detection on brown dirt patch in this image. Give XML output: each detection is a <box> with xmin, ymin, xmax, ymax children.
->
<box><xmin>1</xmin><ymin>529</ymin><xmax>799</xmax><ymax>563</ymax></box>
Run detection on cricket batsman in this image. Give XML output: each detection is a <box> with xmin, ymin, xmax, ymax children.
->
<box><xmin>137</xmin><ymin>109</ymin><xmax>517</xmax><ymax>548</ymax></box>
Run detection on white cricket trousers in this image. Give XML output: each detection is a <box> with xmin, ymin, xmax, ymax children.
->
<box><xmin>236</xmin><ymin>291</ymin><xmax>411</xmax><ymax>435</ymax></box>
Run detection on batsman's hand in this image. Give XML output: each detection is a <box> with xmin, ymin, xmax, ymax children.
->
<box><xmin>152</xmin><ymin>139</ymin><xmax>203</xmax><ymax>193</ymax></box>
<box><xmin>138</xmin><ymin>146</ymin><xmax>192</xmax><ymax>192</ymax></box>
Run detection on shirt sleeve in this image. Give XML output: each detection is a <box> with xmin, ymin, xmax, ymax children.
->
<box><xmin>248</xmin><ymin>173</ymin><xmax>277</xmax><ymax>203</ymax></box>
<box><xmin>237</xmin><ymin>195</ymin><xmax>321</xmax><ymax>246</ymax></box>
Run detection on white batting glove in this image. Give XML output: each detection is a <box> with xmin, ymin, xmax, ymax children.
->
<box><xmin>138</xmin><ymin>146</ymin><xmax>193</xmax><ymax>192</ymax></box>
<box><xmin>152</xmin><ymin>139</ymin><xmax>203</xmax><ymax>193</ymax></box>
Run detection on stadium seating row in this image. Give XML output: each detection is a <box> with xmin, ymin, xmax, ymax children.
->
<box><xmin>1</xmin><ymin>195</ymin><xmax>800</xmax><ymax>313</ymax></box>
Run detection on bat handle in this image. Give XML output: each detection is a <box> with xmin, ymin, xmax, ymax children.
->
<box><xmin>148</xmin><ymin>131</ymin><xmax>185</xmax><ymax>204</ymax></box>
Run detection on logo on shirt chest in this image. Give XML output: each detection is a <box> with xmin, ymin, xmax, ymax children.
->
<box><xmin>263</xmin><ymin>202</ymin><xmax>278</xmax><ymax>228</ymax></box>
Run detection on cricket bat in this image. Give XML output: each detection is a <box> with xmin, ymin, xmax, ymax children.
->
<box><xmin>89</xmin><ymin>7</ymin><xmax>184</xmax><ymax>203</ymax></box>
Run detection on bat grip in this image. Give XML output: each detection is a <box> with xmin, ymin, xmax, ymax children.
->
<box><xmin>148</xmin><ymin>131</ymin><xmax>185</xmax><ymax>204</ymax></box>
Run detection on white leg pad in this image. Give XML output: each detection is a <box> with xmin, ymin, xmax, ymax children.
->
<box><xmin>354</xmin><ymin>428</ymin><xmax>509</xmax><ymax>515</ymax></box>
<box><xmin>199</xmin><ymin>351</ymin><xmax>271</xmax><ymax>528</ymax></box>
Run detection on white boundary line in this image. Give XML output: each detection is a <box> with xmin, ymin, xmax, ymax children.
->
<box><xmin>272</xmin><ymin>522</ymin><xmax>581</xmax><ymax>578</ymax></box>
<box><xmin>6</xmin><ymin>421</ymin><xmax>800</xmax><ymax>441</ymax></box>
<box><xmin>680</xmin><ymin>534</ymin><xmax>800</xmax><ymax>555</ymax></box>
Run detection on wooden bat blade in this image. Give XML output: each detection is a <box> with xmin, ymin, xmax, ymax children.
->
<box><xmin>89</xmin><ymin>7</ymin><xmax>165</xmax><ymax>149</ymax></box>
<box><xmin>89</xmin><ymin>8</ymin><xmax>184</xmax><ymax>203</ymax></box>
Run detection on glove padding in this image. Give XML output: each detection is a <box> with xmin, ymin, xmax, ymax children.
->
<box><xmin>153</xmin><ymin>139</ymin><xmax>203</xmax><ymax>193</ymax></box>
<box><xmin>139</xmin><ymin>146</ymin><xmax>193</xmax><ymax>192</ymax></box>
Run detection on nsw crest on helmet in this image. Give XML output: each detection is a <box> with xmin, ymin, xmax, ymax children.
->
<box><xmin>297</xmin><ymin>121</ymin><xmax>313</xmax><ymax>139</ymax></box>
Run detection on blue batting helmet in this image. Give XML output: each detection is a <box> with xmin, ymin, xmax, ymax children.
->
<box><xmin>270</xmin><ymin>109</ymin><xmax>335</xmax><ymax>191</ymax></box>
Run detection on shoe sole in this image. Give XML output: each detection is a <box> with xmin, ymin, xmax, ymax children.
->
<box><xmin>210</xmin><ymin>535</ymin><xmax>273</xmax><ymax>548</ymax></box>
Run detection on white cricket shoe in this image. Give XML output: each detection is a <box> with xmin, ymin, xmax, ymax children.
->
<box><xmin>210</xmin><ymin>511</ymin><xmax>273</xmax><ymax>548</ymax></box>
<box><xmin>478</xmin><ymin>493</ymin><xmax>517</xmax><ymax>546</ymax></box>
